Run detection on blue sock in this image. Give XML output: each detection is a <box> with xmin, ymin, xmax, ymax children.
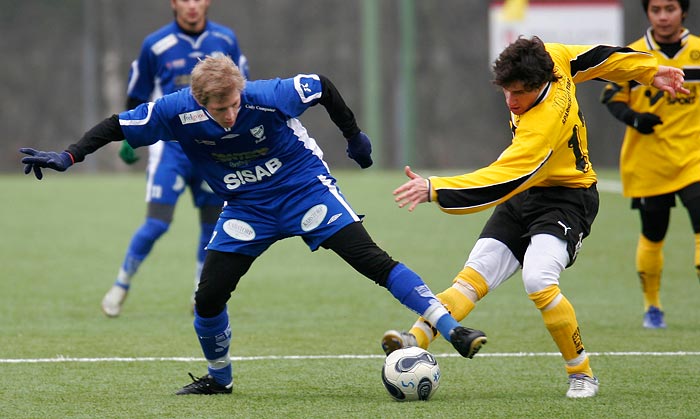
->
<box><xmin>385</xmin><ymin>263</ymin><xmax>461</xmax><ymax>342</ymax></box>
<box><xmin>127</xmin><ymin>217</ymin><xmax>169</xmax><ymax>262</ymax></box>
<box><xmin>385</xmin><ymin>263</ymin><xmax>439</xmax><ymax>316</ymax></box>
<box><xmin>193</xmin><ymin>308</ymin><xmax>232</xmax><ymax>386</ymax></box>
<box><xmin>435</xmin><ymin>314</ymin><xmax>461</xmax><ymax>342</ymax></box>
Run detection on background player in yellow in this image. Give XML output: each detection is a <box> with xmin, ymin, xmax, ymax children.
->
<box><xmin>601</xmin><ymin>0</ymin><xmax>700</xmax><ymax>329</ymax></box>
<box><xmin>382</xmin><ymin>36</ymin><xmax>688</xmax><ymax>398</ymax></box>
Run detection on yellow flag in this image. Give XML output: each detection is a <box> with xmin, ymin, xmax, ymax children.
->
<box><xmin>501</xmin><ymin>0</ymin><xmax>529</xmax><ymax>22</ymax></box>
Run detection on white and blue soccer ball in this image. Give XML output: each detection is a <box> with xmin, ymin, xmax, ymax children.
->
<box><xmin>381</xmin><ymin>346</ymin><xmax>440</xmax><ymax>401</ymax></box>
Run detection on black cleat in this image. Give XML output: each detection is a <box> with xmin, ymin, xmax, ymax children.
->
<box><xmin>449</xmin><ymin>326</ymin><xmax>487</xmax><ymax>359</ymax></box>
<box><xmin>176</xmin><ymin>373</ymin><xmax>232</xmax><ymax>395</ymax></box>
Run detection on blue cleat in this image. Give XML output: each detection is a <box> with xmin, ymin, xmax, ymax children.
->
<box><xmin>643</xmin><ymin>306</ymin><xmax>667</xmax><ymax>329</ymax></box>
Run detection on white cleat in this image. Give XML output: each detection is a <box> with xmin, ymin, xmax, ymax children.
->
<box><xmin>566</xmin><ymin>374</ymin><xmax>599</xmax><ymax>398</ymax></box>
<box><xmin>381</xmin><ymin>330</ymin><xmax>418</xmax><ymax>356</ymax></box>
<box><xmin>101</xmin><ymin>284</ymin><xmax>128</xmax><ymax>317</ymax></box>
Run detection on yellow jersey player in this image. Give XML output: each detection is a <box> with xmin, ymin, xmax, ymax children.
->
<box><xmin>382</xmin><ymin>36</ymin><xmax>688</xmax><ymax>398</ymax></box>
<box><xmin>601</xmin><ymin>0</ymin><xmax>700</xmax><ymax>329</ymax></box>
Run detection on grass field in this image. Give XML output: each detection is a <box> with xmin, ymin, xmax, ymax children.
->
<box><xmin>1</xmin><ymin>170</ymin><xmax>699</xmax><ymax>418</ymax></box>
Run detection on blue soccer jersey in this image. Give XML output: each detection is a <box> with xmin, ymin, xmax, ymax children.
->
<box><xmin>126</xmin><ymin>19</ymin><xmax>248</xmax><ymax>207</ymax></box>
<box><xmin>127</xmin><ymin>20</ymin><xmax>248</xmax><ymax>101</ymax></box>
<box><xmin>120</xmin><ymin>74</ymin><xmax>361</xmax><ymax>254</ymax></box>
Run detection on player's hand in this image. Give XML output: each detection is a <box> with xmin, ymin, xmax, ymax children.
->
<box><xmin>393</xmin><ymin>166</ymin><xmax>429</xmax><ymax>212</ymax></box>
<box><xmin>652</xmin><ymin>65</ymin><xmax>690</xmax><ymax>98</ymax></box>
<box><xmin>118</xmin><ymin>140</ymin><xmax>139</xmax><ymax>164</ymax></box>
<box><xmin>346</xmin><ymin>132</ymin><xmax>373</xmax><ymax>169</ymax></box>
<box><xmin>633</xmin><ymin>113</ymin><xmax>662</xmax><ymax>134</ymax></box>
<box><xmin>20</xmin><ymin>148</ymin><xmax>74</xmax><ymax>180</ymax></box>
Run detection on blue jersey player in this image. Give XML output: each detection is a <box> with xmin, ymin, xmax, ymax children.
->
<box><xmin>20</xmin><ymin>54</ymin><xmax>487</xmax><ymax>395</ymax></box>
<box><xmin>101</xmin><ymin>0</ymin><xmax>250</xmax><ymax>317</ymax></box>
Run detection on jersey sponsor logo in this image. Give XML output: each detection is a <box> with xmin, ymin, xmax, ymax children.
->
<box><xmin>667</xmin><ymin>84</ymin><xmax>697</xmax><ymax>105</ymax></box>
<box><xmin>223</xmin><ymin>157</ymin><xmax>282</xmax><ymax>190</ymax></box>
<box><xmin>223</xmin><ymin>219</ymin><xmax>256</xmax><ymax>241</ymax></box>
<box><xmin>645</xmin><ymin>90</ymin><xmax>665</xmax><ymax>106</ymax></box>
<box><xmin>166</xmin><ymin>58</ymin><xmax>186</xmax><ymax>70</ymax></box>
<box><xmin>301</xmin><ymin>204</ymin><xmax>328</xmax><ymax>232</ymax></box>
<box><xmin>194</xmin><ymin>139</ymin><xmax>217</xmax><ymax>146</ymax></box>
<box><xmin>221</xmin><ymin>133</ymin><xmax>240</xmax><ymax>139</ymax></box>
<box><xmin>245</xmin><ymin>104</ymin><xmax>276</xmax><ymax>113</ymax></box>
<box><xmin>151</xmin><ymin>34</ymin><xmax>178</xmax><ymax>56</ymax></box>
<box><xmin>179</xmin><ymin>110</ymin><xmax>209</xmax><ymax>125</ymax></box>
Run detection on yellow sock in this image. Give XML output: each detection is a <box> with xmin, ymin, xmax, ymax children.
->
<box><xmin>694</xmin><ymin>233</ymin><xmax>700</xmax><ymax>282</ymax></box>
<box><xmin>529</xmin><ymin>286</ymin><xmax>593</xmax><ymax>377</ymax></box>
<box><xmin>636</xmin><ymin>235</ymin><xmax>664</xmax><ymax>310</ymax></box>
<box><xmin>409</xmin><ymin>267</ymin><xmax>487</xmax><ymax>347</ymax></box>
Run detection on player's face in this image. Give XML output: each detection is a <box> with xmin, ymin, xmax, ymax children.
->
<box><xmin>502</xmin><ymin>81</ymin><xmax>541</xmax><ymax>115</ymax></box>
<box><xmin>171</xmin><ymin>0</ymin><xmax>210</xmax><ymax>32</ymax></box>
<box><xmin>647</xmin><ymin>0</ymin><xmax>685</xmax><ymax>43</ymax></box>
<box><xmin>204</xmin><ymin>91</ymin><xmax>241</xmax><ymax>129</ymax></box>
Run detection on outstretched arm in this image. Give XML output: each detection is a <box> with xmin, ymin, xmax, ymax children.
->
<box><xmin>393</xmin><ymin>166</ymin><xmax>430</xmax><ymax>212</ymax></box>
<box><xmin>317</xmin><ymin>75</ymin><xmax>373</xmax><ymax>169</ymax></box>
<box><xmin>653</xmin><ymin>65</ymin><xmax>690</xmax><ymax>98</ymax></box>
<box><xmin>20</xmin><ymin>115</ymin><xmax>124</xmax><ymax>179</ymax></box>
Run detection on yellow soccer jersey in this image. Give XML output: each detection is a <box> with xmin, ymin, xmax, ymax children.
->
<box><xmin>601</xmin><ymin>28</ymin><xmax>700</xmax><ymax>198</ymax></box>
<box><xmin>430</xmin><ymin>43</ymin><xmax>660</xmax><ymax>215</ymax></box>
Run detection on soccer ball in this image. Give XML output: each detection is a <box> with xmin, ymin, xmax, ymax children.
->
<box><xmin>381</xmin><ymin>346</ymin><xmax>440</xmax><ymax>401</ymax></box>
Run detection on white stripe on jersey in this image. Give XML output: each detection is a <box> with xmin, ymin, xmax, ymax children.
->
<box><xmin>126</xmin><ymin>60</ymin><xmax>140</xmax><ymax>97</ymax></box>
<box><xmin>145</xmin><ymin>141</ymin><xmax>165</xmax><ymax>202</ymax></box>
<box><xmin>120</xmin><ymin>102</ymin><xmax>156</xmax><ymax>126</ymax></box>
<box><xmin>318</xmin><ymin>174</ymin><xmax>361</xmax><ymax>222</ymax></box>
<box><xmin>286</xmin><ymin>118</ymin><xmax>330</xmax><ymax>172</ymax></box>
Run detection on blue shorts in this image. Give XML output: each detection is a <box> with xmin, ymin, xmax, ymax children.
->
<box><xmin>206</xmin><ymin>174</ymin><xmax>362</xmax><ymax>256</ymax></box>
<box><xmin>145</xmin><ymin>141</ymin><xmax>223</xmax><ymax>208</ymax></box>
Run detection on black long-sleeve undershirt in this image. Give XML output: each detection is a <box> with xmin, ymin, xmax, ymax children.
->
<box><xmin>317</xmin><ymin>74</ymin><xmax>361</xmax><ymax>139</ymax></box>
<box><xmin>65</xmin><ymin>115</ymin><xmax>124</xmax><ymax>162</ymax></box>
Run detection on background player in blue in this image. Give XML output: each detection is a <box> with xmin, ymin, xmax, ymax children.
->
<box><xmin>101</xmin><ymin>0</ymin><xmax>250</xmax><ymax>317</ymax></box>
<box><xmin>20</xmin><ymin>54</ymin><xmax>487</xmax><ymax>395</ymax></box>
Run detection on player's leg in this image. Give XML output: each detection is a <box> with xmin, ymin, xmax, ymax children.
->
<box><xmin>678</xmin><ymin>183</ymin><xmax>700</xmax><ymax>283</ymax></box>
<box><xmin>102</xmin><ymin>143</ymin><xmax>184</xmax><ymax>317</ymax></box>
<box><xmin>523</xmin><ymin>233</ymin><xmax>598</xmax><ymax>398</ymax></box>
<box><xmin>191</xmin><ymin>173</ymin><xmax>224</xmax><ymax>308</ymax></box>
<box><xmin>320</xmin><ymin>222</ymin><xmax>487</xmax><ymax>359</ymax></box>
<box><xmin>521</xmin><ymin>185</ymin><xmax>599</xmax><ymax>397</ymax></box>
<box><xmin>177</xmin><ymin>249</ymin><xmax>256</xmax><ymax>395</ymax></box>
<box><xmin>101</xmin><ymin>202</ymin><xmax>176</xmax><ymax>317</ymax></box>
<box><xmin>381</xmin><ymin>198</ymin><xmax>527</xmax><ymax>354</ymax></box>
<box><xmin>404</xmin><ymin>238</ymin><xmax>520</xmax><ymax>350</ymax></box>
<box><xmin>635</xmin><ymin>196</ymin><xmax>671</xmax><ymax>328</ymax></box>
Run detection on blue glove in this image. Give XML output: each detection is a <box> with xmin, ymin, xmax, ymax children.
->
<box><xmin>346</xmin><ymin>132</ymin><xmax>373</xmax><ymax>169</ymax></box>
<box><xmin>20</xmin><ymin>148</ymin><xmax>74</xmax><ymax>180</ymax></box>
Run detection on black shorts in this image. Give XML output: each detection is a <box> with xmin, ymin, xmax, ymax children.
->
<box><xmin>479</xmin><ymin>185</ymin><xmax>599</xmax><ymax>267</ymax></box>
<box><xmin>631</xmin><ymin>182</ymin><xmax>700</xmax><ymax>211</ymax></box>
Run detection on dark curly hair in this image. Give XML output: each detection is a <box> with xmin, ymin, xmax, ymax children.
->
<box><xmin>492</xmin><ymin>36</ymin><xmax>560</xmax><ymax>91</ymax></box>
<box><xmin>643</xmin><ymin>0</ymin><xmax>689</xmax><ymax>14</ymax></box>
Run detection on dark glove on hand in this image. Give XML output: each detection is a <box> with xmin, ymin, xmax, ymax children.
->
<box><xmin>346</xmin><ymin>132</ymin><xmax>373</xmax><ymax>169</ymax></box>
<box><xmin>20</xmin><ymin>148</ymin><xmax>74</xmax><ymax>180</ymax></box>
<box><xmin>632</xmin><ymin>112</ymin><xmax>662</xmax><ymax>134</ymax></box>
<box><xmin>119</xmin><ymin>140</ymin><xmax>139</xmax><ymax>164</ymax></box>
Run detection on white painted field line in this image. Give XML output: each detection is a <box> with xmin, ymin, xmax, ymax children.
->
<box><xmin>2</xmin><ymin>351</ymin><xmax>699</xmax><ymax>364</ymax></box>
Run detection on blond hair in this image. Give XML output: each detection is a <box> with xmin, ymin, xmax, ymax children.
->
<box><xmin>191</xmin><ymin>54</ymin><xmax>246</xmax><ymax>106</ymax></box>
